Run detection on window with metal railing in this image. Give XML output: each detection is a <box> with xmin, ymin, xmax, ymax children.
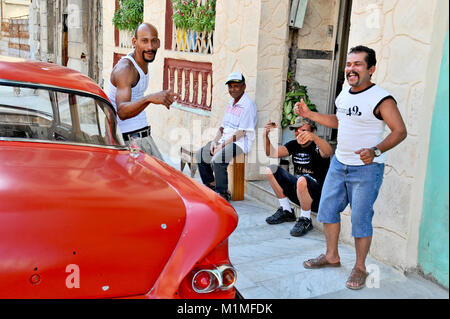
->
<box><xmin>166</xmin><ymin>0</ymin><xmax>216</xmax><ymax>55</ymax></box>
<box><xmin>163</xmin><ymin>58</ymin><xmax>212</xmax><ymax>111</ymax></box>
<box><xmin>113</xmin><ymin>0</ymin><xmax>139</xmax><ymax>50</ymax></box>
<box><xmin>163</xmin><ymin>0</ymin><xmax>215</xmax><ymax>112</ymax></box>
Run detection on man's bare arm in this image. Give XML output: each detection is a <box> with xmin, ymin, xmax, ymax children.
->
<box><xmin>112</xmin><ymin>62</ymin><xmax>178</xmax><ymax>120</ymax></box>
<box><xmin>210</xmin><ymin>127</ymin><xmax>224</xmax><ymax>155</ymax></box>
<box><xmin>355</xmin><ymin>98</ymin><xmax>407</xmax><ymax>164</ymax></box>
<box><xmin>296</xmin><ymin>131</ymin><xmax>334</xmax><ymax>158</ymax></box>
<box><xmin>294</xmin><ymin>99</ymin><xmax>339</xmax><ymax>129</ymax></box>
<box><xmin>264</xmin><ymin>121</ymin><xmax>289</xmax><ymax>158</ymax></box>
<box><xmin>214</xmin><ymin>130</ymin><xmax>246</xmax><ymax>155</ymax></box>
<box><xmin>375</xmin><ymin>98</ymin><xmax>407</xmax><ymax>153</ymax></box>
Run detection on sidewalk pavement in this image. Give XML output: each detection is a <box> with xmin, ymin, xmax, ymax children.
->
<box><xmin>166</xmin><ymin>148</ymin><xmax>449</xmax><ymax>299</ymax></box>
<box><xmin>229</xmin><ymin>196</ymin><xmax>448</xmax><ymax>299</ymax></box>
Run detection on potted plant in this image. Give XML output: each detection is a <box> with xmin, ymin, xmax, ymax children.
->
<box><xmin>202</xmin><ymin>0</ymin><xmax>216</xmax><ymax>32</ymax></box>
<box><xmin>172</xmin><ymin>0</ymin><xmax>198</xmax><ymax>50</ymax></box>
<box><xmin>281</xmin><ymin>72</ymin><xmax>317</xmax><ymax>144</ymax></box>
<box><xmin>172</xmin><ymin>0</ymin><xmax>216</xmax><ymax>52</ymax></box>
<box><xmin>192</xmin><ymin>0</ymin><xmax>216</xmax><ymax>52</ymax></box>
<box><xmin>282</xmin><ymin>73</ymin><xmax>317</xmax><ymax>128</ymax></box>
<box><xmin>112</xmin><ymin>0</ymin><xmax>144</xmax><ymax>32</ymax></box>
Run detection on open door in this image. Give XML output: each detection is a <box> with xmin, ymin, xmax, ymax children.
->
<box><xmin>62</xmin><ymin>14</ymin><xmax>69</xmax><ymax>66</ymax></box>
<box><xmin>293</xmin><ymin>0</ymin><xmax>352</xmax><ymax>142</ymax></box>
<box><xmin>326</xmin><ymin>0</ymin><xmax>352</xmax><ymax>141</ymax></box>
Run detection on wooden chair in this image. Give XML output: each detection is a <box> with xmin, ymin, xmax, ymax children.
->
<box><xmin>180</xmin><ymin>145</ymin><xmax>245</xmax><ymax>201</ymax></box>
<box><xmin>180</xmin><ymin>145</ymin><xmax>197</xmax><ymax>178</ymax></box>
<box><xmin>227</xmin><ymin>153</ymin><xmax>245</xmax><ymax>201</ymax></box>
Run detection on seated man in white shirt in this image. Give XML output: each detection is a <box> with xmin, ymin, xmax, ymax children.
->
<box><xmin>195</xmin><ymin>72</ymin><xmax>257</xmax><ymax>201</ymax></box>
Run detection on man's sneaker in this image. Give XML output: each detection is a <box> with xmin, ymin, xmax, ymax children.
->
<box><xmin>266</xmin><ymin>207</ymin><xmax>296</xmax><ymax>225</ymax></box>
<box><xmin>219</xmin><ymin>191</ymin><xmax>231</xmax><ymax>201</ymax></box>
<box><xmin>290</xmin><ymin>217</ymin><xmax>313</xmax><ymax>237</ymax></box>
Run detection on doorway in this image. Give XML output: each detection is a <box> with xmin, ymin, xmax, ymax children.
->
<box><xmin>292</xmin><ymin>0</ymin><xmax>352</xmax><ymax>142</ymax></box>
<box><xmin>62</xmin><ymin>14</ymin><xmax>68</xmax><ymax>66</ymax></box>
<box><xmin>327</xmin><ymin>0</ymin><xmax>352</xmax><ymax>141</ymax></box>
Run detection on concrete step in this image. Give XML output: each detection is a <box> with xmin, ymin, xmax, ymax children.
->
<box><xmin>246</xmin><ymin>180</ymin><xmax>280</xmax><ymax>210</ymax></box>
<box><xmin>246</xmin><ymin>180</ymin><xmax>323</xmax><ymax>231</ymax></box>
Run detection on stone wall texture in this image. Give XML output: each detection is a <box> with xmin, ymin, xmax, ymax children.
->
<box><xmin>2</xmin><ymin>0</ymin><xmax>29</xmax><ymax>19</ymax></box>
<box><xmin>0</xmin><ymin>18</ymin><xmax>30</xmax><ymax>59</ymax></box>
<box><xmin>297</xmin><ymin>0</ymin><xmax>339</xmax><ymax>51</ymax></box>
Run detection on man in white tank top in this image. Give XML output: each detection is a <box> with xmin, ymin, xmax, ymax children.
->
<box><xmin>295</xmin><ymin>46</ymin><xmax>407</xmax><ymax>290</ymax></box>
<box><xmin>108</xmin><ymin>23</ymin><xmax>178</xmax><ymax>161</ymax></box>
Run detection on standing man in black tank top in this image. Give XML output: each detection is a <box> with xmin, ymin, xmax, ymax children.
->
<box><xmin>108</xmin><ymin>23</ymin><xmax>178</xmax><ymax>160</ymax></box>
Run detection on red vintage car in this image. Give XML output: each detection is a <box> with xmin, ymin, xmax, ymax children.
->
<box><xmin>0</xmin><ymin>60</ymin><xmax>239</xmax><ymax>299</ymax></box>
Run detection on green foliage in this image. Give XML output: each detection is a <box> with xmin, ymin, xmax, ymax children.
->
<box><xmin>172</xmin><ymin>0</ymin><xmax>196</xmax><ymax>29</ymax></box>
<box><xmin>112</xmin><ymin>0</ymin><xmax>144</xmax><ymax>32</ymax></box>
<box><xmin>172</xmin><ymin>0</ymin><xmax>216</xmax><ymax>32</ymax></box>
<box><xmin>281</xmin><ymin>72</ymin><xmax>317</xmax><ymax>128</ymax></box>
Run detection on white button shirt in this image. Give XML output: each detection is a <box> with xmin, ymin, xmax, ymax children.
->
<box><xmin>219</xmin><ymin>93</ymin><xmax>257</xmax><ymax>154</ymax></box>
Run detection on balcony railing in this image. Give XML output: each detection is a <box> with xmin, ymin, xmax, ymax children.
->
<box><xmin>173</xmin><ymin>29</ymin><xmax>214</xmax><ymax>54</ymax></box>
<box><xmin>117</xmin><ymin>29</ymin><xmax>133</xmax><ymax>49</ymax></box>
<box><xmin>163</xmin><ymin>58</ymin><xmax>213</xmax><ymax>111</ymax></box>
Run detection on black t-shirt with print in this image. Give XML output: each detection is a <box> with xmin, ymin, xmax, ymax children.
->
<box><xmin>284</xmin><ymin>140</ymin><xmax>330</xmax><ymax>185</ymax></box>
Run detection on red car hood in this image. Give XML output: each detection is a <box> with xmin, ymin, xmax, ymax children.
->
<box><xmin>0</xmin><ymin>142</ymin><xmax>188</xmax><ymax>298</ymax></box>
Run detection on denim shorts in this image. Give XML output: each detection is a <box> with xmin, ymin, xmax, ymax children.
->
<box><xmin>317</xmin><ymin>156</ymin><xmax>385</xmax><ymax>238</ymax></box>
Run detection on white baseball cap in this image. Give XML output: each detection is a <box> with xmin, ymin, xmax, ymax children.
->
<box><xmin>225</xmin><ymin>72</ymin><xmax>245</xmax><ymax>85</ymax></box>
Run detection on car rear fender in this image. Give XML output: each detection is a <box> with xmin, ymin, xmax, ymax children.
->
<box><xmin>139</xmin><ymin>160</ymin><xmax>238</xmax><ymax>299</ymax></box>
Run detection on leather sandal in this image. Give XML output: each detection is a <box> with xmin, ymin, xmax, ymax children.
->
<box><xmin>303</xmin><ymin>254</ymin><xmax>341</xmax><ymax>269</ymax></box>
<box><xmin>345</xmin><ymin>268</ymin><xmax>369</xmax><ymax>290</ymax></box>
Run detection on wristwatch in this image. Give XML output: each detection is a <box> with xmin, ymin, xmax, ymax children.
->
<box><xmin>372</xmin><ymin>147</ymin><xmax>382</xmax><ymax>157</ymax></box>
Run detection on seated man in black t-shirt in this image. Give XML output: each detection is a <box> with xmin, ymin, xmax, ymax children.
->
<box><xmin>264</xmin><ymin>116</ymin><xmax>333</xmax><ymax>236</ymax></box>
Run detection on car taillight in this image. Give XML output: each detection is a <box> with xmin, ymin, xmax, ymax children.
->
<box><xmin>191</xmin><ymin>265</ymin><xmax>237</xmax><ymax>294</ymax></box>
<box><xmin>192</xmin><ymin>270</ymin><xmax>221</xmax><ymax>293</ymax></box>
<box><xmin>219</xmin><ymin>265</ymin><xmax>237</xmax><ymax>289</ymax></box>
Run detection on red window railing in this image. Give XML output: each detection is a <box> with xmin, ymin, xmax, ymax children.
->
<box><xmin>163</xmin><ymin>58</ymin><xmax>213</xmax><ymax>111</ymax></box>
<box><xmin>113</xmin><ymin>52</ymin><xmax>125</xmax><ymax>67</ymax></box>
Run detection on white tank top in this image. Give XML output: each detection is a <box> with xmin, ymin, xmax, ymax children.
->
<box><xmin>335</xmin><ymin>84</ymin><xmax>395</xmax><ymax>165</ymax></box>
<box><xmin>108</xmin><ymin>53</ymin><xmax>150</xmax><ymax>134</ymax></box>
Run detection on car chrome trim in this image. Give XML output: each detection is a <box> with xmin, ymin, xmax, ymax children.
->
<box><xmin>192</xmin><ymin>269</ymin><xmax>221</xmax><ymax>294</ymax></box>
<box><xmin>191</xmin><ymin>264</ymin><xmax>237</xmax><ymax>294</ymax></box>
<box><xmin>217</xmin><ymin>265</ymin><xmax>237</xmax><ymax>290</ymax></box>
<box><xmin>0</xmin><ymin>137</ymin><xmax>128</xmax><ymax>150</ymax></box>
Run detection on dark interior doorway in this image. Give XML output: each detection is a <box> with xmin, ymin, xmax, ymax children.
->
<box><xmin>62</xmin><ymin>14</ymin><xmax>68</xmax><ymax>66</ymax></box>
<box><xmin>328</xmin><ymin>0</ymin><xmax>352</xmax><ymax>141</ymax></box>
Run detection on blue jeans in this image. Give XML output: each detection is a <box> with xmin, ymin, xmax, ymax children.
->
<box><xmin>195</xmin><ymin>142</ymin><xmax>244</xmax><ymax>194</ymax></box>
<box><xmin>317</xmin><ymin>156</ymin><xmax>384</xmax><ymax>238</ymax></box>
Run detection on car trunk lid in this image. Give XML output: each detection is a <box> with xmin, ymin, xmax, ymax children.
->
<box><xmin>0</xmin><ymin>142</ymin><xmax>186</xmax><ymax>298</ymax></box>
